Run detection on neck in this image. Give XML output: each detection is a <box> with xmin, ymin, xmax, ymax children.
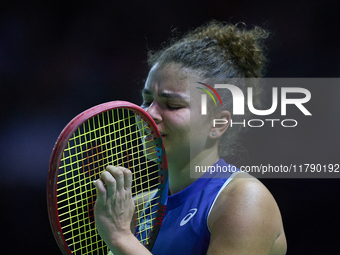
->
<box><xmin>167</xmin><ymin>148</ymin><xmax>220</xmax><ymax>195</ymax></box>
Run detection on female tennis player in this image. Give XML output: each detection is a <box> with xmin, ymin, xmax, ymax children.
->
<box><xmin>93</xmin><ymin>21</ymin><xmax>287</xmax><ymax>255</ymax></box>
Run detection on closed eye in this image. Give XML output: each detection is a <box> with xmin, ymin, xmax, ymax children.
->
<box><xmin>167</xmin><ymin>104</ymin><xmax>182</xmax><ymax>110</ymax></box>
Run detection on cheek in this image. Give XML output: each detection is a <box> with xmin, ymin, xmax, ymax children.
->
<box><xmin>167</xmin><ymin>111</ymin><xmax>190</xmax><ymax>133</ymax></box>
<box><xmin>190</xmin><ymin>110</ymin><xmax>213</xmax><ymax>144</ymax></box>
<box><xmin>190</xmin><ymin>107</ymin><xmax>211</xmax><ymax>131</ymax></box>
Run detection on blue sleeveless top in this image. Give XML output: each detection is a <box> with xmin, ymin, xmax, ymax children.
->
<box><xmin>150</xmin><ymin>159</ymin><xmax>240</xmax><ymax>255</ymax></box>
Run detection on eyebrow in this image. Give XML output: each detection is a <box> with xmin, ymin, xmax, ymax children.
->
<box><xmin>142</xmin><ymin>89</ymin><xmax>189</xmax><ymax>99</ymax></box>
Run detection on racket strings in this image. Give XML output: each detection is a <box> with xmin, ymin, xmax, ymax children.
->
<box><xmin>56</xmin><ymin>108</ymin><xmax>165</xmax><ymax>254</ymax></box>
<box><xmin>59</xmin><ymin>124</ymin><xmax>155</xmax><ymax>173</ymax></box>
<box><xmin>57</xmin><ymin>139</ymin><xmax>157</xmax><ymax>183</ymax></box>
<box><xmin>131</xmin><ymin>195</ymin><xmax>161</xmax><ymax>229</ymax></box>
<box><xmin>57</xmin><ymin>174</ymin><xmax>161</xmax><ymax>215</ymax></box>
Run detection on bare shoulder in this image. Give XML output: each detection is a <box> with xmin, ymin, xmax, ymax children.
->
<box><xmin>207</xmin><ymin>173</ymin><xmax>287</xmax><ymax>255</ymax></box>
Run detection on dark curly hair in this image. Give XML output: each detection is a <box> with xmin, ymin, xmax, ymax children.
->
<box><xmin>147</xmin><ymin>21</ymin><xmax>269</xmax><ymax>159</ymax></box>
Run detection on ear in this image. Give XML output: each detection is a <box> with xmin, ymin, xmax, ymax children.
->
<box><xmin>208</xmin><ymin>110</ymin><xmax>231</xmax><ymax>139</ymax></box>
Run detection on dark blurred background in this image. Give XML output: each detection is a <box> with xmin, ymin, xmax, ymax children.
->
<box><xmin>1</xmin><ymin>0</ymin><xmax>339</xmax><ymax>254</ymax></box>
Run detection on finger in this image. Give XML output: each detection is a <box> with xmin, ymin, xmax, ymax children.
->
<box><xmin>106</xmin><ymin>166</ymin><xmax>124</xmax><ymax>192</ymax></box>
<box><xmin>100</xmin><ymin>170</ymin><xmax>117</xmax><ymax>198</ymax></box>
<box><xmin>93</xmin><ymin>179</ymin><xmax>107</xmax><ymax>204</ymax></box>
<box><xmin>123</xmin><ymin>168</ymin><xmax>132</xmax><ymax>191</ymax></box>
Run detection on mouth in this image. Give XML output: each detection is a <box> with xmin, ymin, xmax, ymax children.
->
<box><xmin>160</xmin><ymin>132</ymin><xmax>167</xmax><ymax>138</ymax></box>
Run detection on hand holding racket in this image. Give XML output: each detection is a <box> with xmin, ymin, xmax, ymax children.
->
<box><xmin>47</xmin><ymin>101</ymin><xmax>168</xmax><ymax>255</ymax></box>
<box><xmin>93</xmin><ymin>166</ymin><xmax>135</xmax><ymax>252</ymax></box>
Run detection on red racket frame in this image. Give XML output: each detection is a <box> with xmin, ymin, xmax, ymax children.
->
<box><xmin>47</xmin><ymin>101</ymin><xmax>168</xmax><ymax>254</ymax></box>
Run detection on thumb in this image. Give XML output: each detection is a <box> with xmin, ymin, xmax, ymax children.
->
<box><xmin>93</xmin><ymin>179</ymin><xmax>107</xmax><ymax>204</ymax></box>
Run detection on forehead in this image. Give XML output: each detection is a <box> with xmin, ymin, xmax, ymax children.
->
<box><xmin>144</xmin><ymin>63</ymin><xmax>196</xmax><ymax>95</ymax></box>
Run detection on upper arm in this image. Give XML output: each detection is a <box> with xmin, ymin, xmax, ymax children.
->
<box><xmin>207</xmin><ymin>177</ymin><xmax>287</xmax><ymax>255</ymax></box>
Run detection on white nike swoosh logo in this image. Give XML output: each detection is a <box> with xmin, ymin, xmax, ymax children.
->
<box><xmin>180</xmin><ymin>208</ymin><xmax>198</xmax><ymax>226</ymax></box>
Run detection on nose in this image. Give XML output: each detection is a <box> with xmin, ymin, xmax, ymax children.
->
<box><xmin>146</xmin><ymin>102</ymin><xmax>162</xmax><ymax>124</ymax></box>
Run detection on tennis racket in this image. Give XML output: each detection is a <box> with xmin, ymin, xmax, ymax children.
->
<box><xmin>47</xmin><ymin>101</ymin><xmax>168</xmax><ymax>255</ymax></box>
